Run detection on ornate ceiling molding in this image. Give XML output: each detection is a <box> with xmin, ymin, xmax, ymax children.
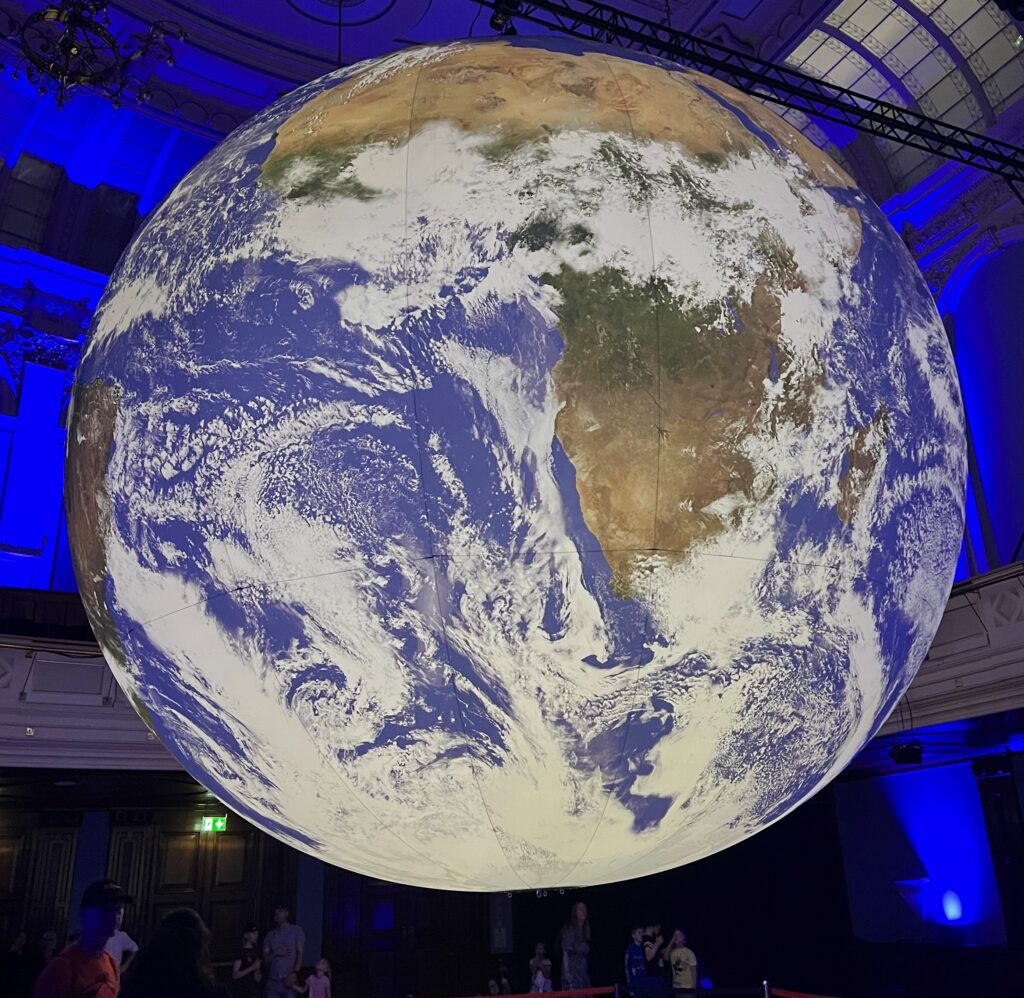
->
<box><xmin>877</xmin><ymin>564</ymin><xmax>1024</xmax><ymax>737</ymax></box>
<box><xmin>0</xmin><ymin>642</ymin><xmax>177</xmax><ymax>769</ymax></box>
<box><xmin>890</xmin><ymin>170</ymin><xmax>1023</xmax><ymax>301</ymax></box>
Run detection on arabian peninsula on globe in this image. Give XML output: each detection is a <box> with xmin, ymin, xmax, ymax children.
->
<box><xmin>65</xmin><ymin>38</ymin><xmax>966</xmax><ymax>891</ymax></box>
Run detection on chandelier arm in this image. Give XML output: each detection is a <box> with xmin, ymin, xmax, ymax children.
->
<box><xmin>3</xmin><ymin>1</ymin><xmax>183</xmax><ymax>109</ymax></box>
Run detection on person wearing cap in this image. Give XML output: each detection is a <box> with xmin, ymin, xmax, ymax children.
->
<box><xmin>33</xmin><ymin>879</ymin><xmax>132</xmax><ymax>998</ymax></box>
<box><xmin>231</xmin><ymin>922</ymin><xmax>262</xmax><ymax>997</ymax></box>
<box><xmin>263</xmin><ymin>905</ymin><xmax>304</xmax><ymax>998</ymax></box>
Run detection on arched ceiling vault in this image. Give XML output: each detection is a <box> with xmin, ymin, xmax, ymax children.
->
<box><xmin>782</xmin><ymin>0</ymin><xmax>1024</xmax><ymax>192</ymax></box>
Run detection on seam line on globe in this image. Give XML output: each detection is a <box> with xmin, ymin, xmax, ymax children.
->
<box><xmin>117</xmin><ymin>549</ymin><xmax>942</xmax><ymax>884</ymax></box>
<box><xmin>280</xmin><ymin>55</ymin><xmax>505</xmax><ymax>885</ymax></box>
<box><xmin>69</xmin><ymin>117</ymin><xmax>455</xmax><ymax>887</ymax></box>
<box><xmin>598</xmin><ymin>654</ymin><xmax>913</xmax><ymax>882</ymax></box>
<box><xmin>119</xmin><ymin>67</ymin><xmax>493</xmax><ymax>887</ymax></box>
<box><xmin>549</xmin><ymin>55</ymin><xmax>667</xmax><ymax>891</ymax></box>
<box><xmin>122</xmin><ymin>549</ymin><xmax>947</xmax><ymax>632</ymax></box>
<box><xmin>396</xmin><ymin>59</ymin><xmax>530</xmax><ymax>889</ymax></box>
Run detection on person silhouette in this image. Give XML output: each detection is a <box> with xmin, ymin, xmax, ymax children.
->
<box><xmin>33</xmin><ymin>880</ymin><xmax>130</xmax><ymax>998</ymax></box>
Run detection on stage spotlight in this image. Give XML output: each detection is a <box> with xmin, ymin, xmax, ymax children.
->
<box><xmin>889</xmin><ymin>740</ymin><xmax>922</xmax><ymax>765</ymax></box>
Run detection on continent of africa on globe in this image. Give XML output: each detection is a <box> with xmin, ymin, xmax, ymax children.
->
<box><xmin>66</xmin><ymin>38</ymin><xmax>966</xmax><ymax>891</ymax></box>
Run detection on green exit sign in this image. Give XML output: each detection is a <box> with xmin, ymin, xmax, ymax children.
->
<box><xmin>201</xmin><ymin>816</ymin><xmax>228</xmax><ymax>832</ymax></box>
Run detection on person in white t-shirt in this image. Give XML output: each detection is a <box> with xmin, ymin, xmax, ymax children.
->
<box><xmin>103</xmin><ymin>907</ymin><xmax>138</xmax><ymax>972</ymax></box>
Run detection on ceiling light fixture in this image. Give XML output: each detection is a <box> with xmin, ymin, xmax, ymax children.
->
<box><xmin>0</xmin><ymin>1</ymin><xmax>184</xmax><ymax>109</ymax></box>
<box><xmin>889</xmin><ymin>740</ymin><xmax>923</xmax><ymax>765</ymax></box>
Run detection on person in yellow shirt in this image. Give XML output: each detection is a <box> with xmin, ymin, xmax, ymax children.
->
<box><xmin>667</xmin><ymin>929</ymin><xmax>697</xmax><ymax>996</ymax></box>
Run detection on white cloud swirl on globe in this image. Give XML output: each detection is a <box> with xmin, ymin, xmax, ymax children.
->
<box><xmin>67</xmin><ymin>40</ymin><xmax>966</xmax><ymax>890</ymax></box>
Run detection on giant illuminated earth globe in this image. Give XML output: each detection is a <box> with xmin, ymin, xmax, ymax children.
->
<box><xmin>66</xmin><ymin>39</ymin><xmax>966</xmax><ymax>890</ymax></box>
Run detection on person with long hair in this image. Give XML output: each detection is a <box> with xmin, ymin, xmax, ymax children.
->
<box><xmin>528</xmin><ymin>941</ymin><xmax>547</xmax><ymax>981</ymax></box>
<box><xmin>120</xmin><ymin>908</ymin><xmax>229</xmax><ymax>998</ymax></box>
<box><xmin>559</xmin><ymin>900</ymin><xmax>590</xmax><ymax>990</ymax></box>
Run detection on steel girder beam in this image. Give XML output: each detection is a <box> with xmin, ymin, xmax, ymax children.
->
<box><xmin>476</xmin><ymin>0</ymin><xmax>1024</xmax><ymax>186</ymax></box>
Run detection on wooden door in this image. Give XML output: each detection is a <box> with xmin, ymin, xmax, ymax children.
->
<box><xmin>107</xmin><ymin>819</ymin><xmax>153</xmax><ymax>941</ymax></box>
<box><xmin>110</xmin><ymin>810</ymin><xmax>265</xmax><ymax>959</ymax></box>
<box><xmin>204</xmin><ymin>824</ymin><xmax>258</xmax><ymax>963</ymax></box>
<box><xmin>24</xmin><ymin>825</ymin><xmax>77</xmax><ymax>939</ymax></box>
<box><xmin>0</xmin><ymin>819</ymin><xmax>29</xmax><ymax>941</ymax></box>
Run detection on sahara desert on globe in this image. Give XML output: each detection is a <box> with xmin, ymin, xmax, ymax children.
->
<box><xmin>65</xmin><ymin>38</ymin><xmax>966</xmax><ymax>891</ymax></box>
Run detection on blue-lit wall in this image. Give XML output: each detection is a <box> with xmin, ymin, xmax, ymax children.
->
<box><xmin>0</xmin><ymin>246</ymin><xmax>105</xmax><ymax>589</ymax></box>
<box><xmin>0</xmin><ymin>74</ymin><xmax>211</xmax><ymax>592</ymax></box>
<box><xmin>0</xmin><ymin>351</ymin><xmax>75</xmax><ymax>588</ymax></box>
<box><xmin>835</xmin><ymin>762</ymin><xmax>1006</xmax><ymax>946</ymax></box>
<box><xmin>947</xmin><ymin>240</ymin><xmax>1024</xmax><ymax>569</ymax></box>
<box><xmin>0</xmin><ymin>73</ymin><xmax>214</xmax><ymax>212</ymax></box>
<box><xmin>884</xmin><ymin>169</ymin><xmax>1023</xmax><ymax>580</ymax></box>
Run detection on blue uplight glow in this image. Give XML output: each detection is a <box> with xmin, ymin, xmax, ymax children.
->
<box><xmin>885</xmin><ymin>164</ymin><xmax>1024</xmax><ymax>577</ymax></box>
<box><xmin>0</xmin><ymin>66</ymin><xmax>210</xmax><ymax>594</ymax></box>
<box><xmin>942</xmin><ymin>890</ymin><xmax>963</xmax><ymax>922</ymax></box>
<box><xmin>880</xmin><ymin>763</ymin><xmax>1005</xmax><ymax>940</ymax></box>
<box><xmin>370</xmin><ymin>899</ymin><xmax>394</xmax><ymax>932</ymax></box>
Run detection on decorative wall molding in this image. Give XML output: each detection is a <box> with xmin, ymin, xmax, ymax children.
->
<box><xmin>884</xmin><ymin>162</ymin><xmax>1024</xmax><ymax>303</ymax></box>
<box><xmin>0</xmin><ymin>641</ymin><xmax>176</xmax><ymax>769</ymax></box>
<box><xmin>756</xmin><ymin>0</ymin><xmax>835</xmax><ymax>62</ymax></box>
<box><xmin>881</xmin><ymin>81</ymin><xmax>1024</xmax><ymax>301</ymax></box>
<box><xmin>878</xmin><ymin>563</ymin><xmax>1024</xmax><ymax>736</ymax></box>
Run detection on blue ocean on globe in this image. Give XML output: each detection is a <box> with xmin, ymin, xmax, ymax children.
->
<box><xmin>66</xmin><ymin>37</ymin><xmax>966</xmax><ymax>890</ymax></box>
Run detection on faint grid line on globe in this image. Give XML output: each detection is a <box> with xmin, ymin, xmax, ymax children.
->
<box><xmin>64</xmin><ymin>37</ymin><xmax>967</xmax><ymax>892</ymax></box>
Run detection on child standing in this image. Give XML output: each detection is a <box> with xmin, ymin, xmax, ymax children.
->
<box><xmin>291</xmin><ymin>958</ymin><xmax>331</xmax><ymax>998</ymax></box>
<box><xmin>530</xmin><ymin>957</ymin><xmax>553</xmax><ymax>993</ymax></box>
<box><xmin>528</xmin><ymin>942</ymin><xmax>546</xmax><ymax>981</ymax></box>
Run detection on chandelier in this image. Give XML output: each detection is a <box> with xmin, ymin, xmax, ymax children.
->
<box><xmin>0</xmin><ymin>1</ymin><xmax>184</xmax><ymax>109</ymax></box>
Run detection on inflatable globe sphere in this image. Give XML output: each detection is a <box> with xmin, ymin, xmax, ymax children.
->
<box><xmin>66</xmin><ymin>38</ymin><xmax>966</xmax><ymax>891</ymax></box>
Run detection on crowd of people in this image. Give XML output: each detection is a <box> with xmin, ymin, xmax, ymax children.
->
<box><xmin>623</xmin><ymin>923</ymin><xmax>698</xmax><ymax>997</ymax></box>
<box><xmin>0</xmin><ymin>879</ymin><xmax>331</xmax><ymax>998</ymax></box>
<box><xmin>488</xmin><ymin>902</ymin><xmax>698</xmax><ymax>996</ymax></box>
<box><xmin>6</xmin><ymin>885</ymin><xmax>700</xmax><ymax>998</ymax></box>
